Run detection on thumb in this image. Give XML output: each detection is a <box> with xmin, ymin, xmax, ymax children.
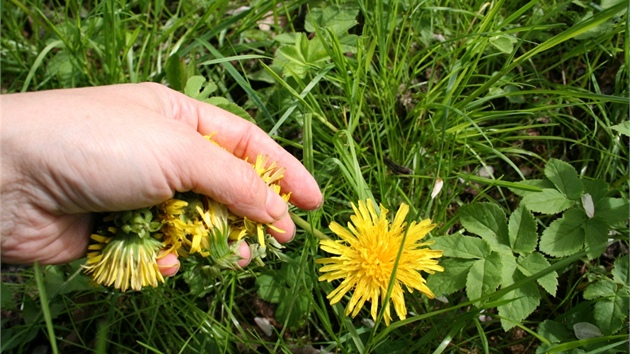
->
<box><xmin>171</xmin><ymin>135</ymin><xmax>288</xmax><ymax>223</ymax></box>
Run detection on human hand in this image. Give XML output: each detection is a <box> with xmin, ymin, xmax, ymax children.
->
<box><xmin>1</xmin><ymin>83</ymin><xmax>322</xmax><ymax>274</ymax></box>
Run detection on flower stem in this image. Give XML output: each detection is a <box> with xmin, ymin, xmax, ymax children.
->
<box><xmin>290</xmin><ymin>212</ymin><xmax>330</xmax><ymax>241</ymax></box>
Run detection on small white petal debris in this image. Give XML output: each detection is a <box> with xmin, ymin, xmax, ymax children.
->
<box><xmin>582</xmin><ymin>193</ymin><xmax>595</xmax><ymax>218</ymax></box>
<box><xmin>254</xmin><ymin>317</ymin><xmax>274</xmax><ymax>337</ymax></box>
<box><xmin>431</xmin><ymin>178</ymin><xmax>444</xmax><ymax>199</ymax></box>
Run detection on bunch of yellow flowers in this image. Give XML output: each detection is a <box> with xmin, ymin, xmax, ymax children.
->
<box><xmin>83</xmin><ymin>145</ymin><xmax>289</xmax><ymax>292</ymax></box>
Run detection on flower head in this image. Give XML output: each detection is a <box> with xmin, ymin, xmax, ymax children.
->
<box><xmin>316</xmin><ymin>199</ymin><xmax>443</xmax><ymax>325</ymax></box>
<box><xmin>84</xmin><ymin>229</ymin><xmax>164</xmax><ymax>292</ymax></box>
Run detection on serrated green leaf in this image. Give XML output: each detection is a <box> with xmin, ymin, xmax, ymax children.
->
<box><xmin>432</xmin><ymin>233</ymin><xmax>491</xmax><ymax>259</ymax></box>
<box><xmin>545</xmin><ymin>159</ymin><xmax>583</xmax><ymax>200</ymax></box>
<box><xmin>508</xmin><ymin>205</ymin><xmax>538</xmax><ymax>254</ymax></box>
<box><xmin>460</xmin><ymin>203</ymin><xmax>510</xmax><ymax>251</ymax></box>
<box><xmin>611</xmin><ymin>121</ymin><xmax>630</xmax><ymax>136</ymax></box>
<box><xmin>540</xmin><ymin>208</ymin><xmax>586</xmax><ymax>257</ymax></box>
<box><xmin>425</xmin><ymin>258</ymin><xmax>475</xmax><ymax>296</ymax></box>
<box><xmin>583</xmin><ymin>217</ymin><xmax>609</xmax><ymax>259</ymax></box>
<box><xmin>582</xmin><ymin>179</ymin><xmax>609</xmax><ymax>204</ymax></box>
<box><xmin>584</xmin><ymin>279</ymin><xmax>616</xmax><ymax>299</ymax></box>
<box><xmin>593</xmin><ymin>292</ymin><xmax>628</xmax><ymax>335</ymax></box>
<box><xmin>521</xmin><ymin>188</ymin><xmax>574</xmax><ymax>214</ymax></box>
<box><xmin>304</xmin><ymin>5</ymin><xmax>359</xmax><ymax>36</ymax></box>
<box><xmin>538</xmin><ymin>320</ymin><xmax>574</xmax><ymax>343</ymax></box>
<box><xmin>594</xmin><ymin>197</ymin><xmax>629</xmax><ymax>225</ymax></box>
<box><xmin>518</xmin><ymin>252</ymin><xmax>558</xmax><ymax>296</ymax></box>
<box><xmin>498</xmin><ymin>268</ymin><xmax>541</xmax><ymax>331</ymax></box>
<box><xmin>612</xmin><ymin>255</ymin><xmax>628</xmax><ymax>285</ymax></box>
<box><xmin>466</xmin><ymin>252</ymin><xmax>502</xmax><ymax>302</ymax></box>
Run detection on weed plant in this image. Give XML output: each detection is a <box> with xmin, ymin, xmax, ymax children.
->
<box><xmin>1</xmin><ymin>0</ymin><xmax>628</xmax><ymax>353</ymax></box>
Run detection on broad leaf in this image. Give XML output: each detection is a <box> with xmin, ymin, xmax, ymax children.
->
<box><xmin>304</xmin><ymin>4</ymin><xmax>359</xmax><ymax>36</ymax></box>
<box><xmin>539</xmin><ymin>208</ymin><xmax>586</xmax><ymax>257</ymax></box>
<box><xmin>508</xmin><ymin>205</ymin><xmax>537</xmax><ymax>254</ymax></box>
<box><xmin>460</xmin><ymin>203</ymin><xmax>509</xmax><ymax>251</ymax></box>
<box><xmin>583</xmin><ymin>217</ymin><xmax>609</xmax><ymax>259</ymax></box>
<box><xmin>256</xmin><ymin>274</ymin><xmax>283</xmax><ymax>303</ymax></box>
<box><xmin>611</xmin><ymin>120</ymin><xmax>630</xmax><ymax>136</ymax></box>
<box><xmin>611</xmin><ymin>255</ymin><xmax>628</xmax><ymax>285</ymax></box>
<box><xmin>544</xmin><ymin>158</ymin><xmax>582</xmax><ymax>200</ymax></box>
<box><xmin>518</xmin><ymin>252</ymin><xmax>558</xmax><ymax>296</ymax></box>
<box><xmin>497</xmin><ymin>277</ymin><xmax>540</xmax><ymax>331</ymax></box>
<box><xmin>425</xmin><ymin>258</ymin><xmax>475</xmax><ymax>296</ymax></box>
<box><xmin>582</xmin><ymin>179</ymin><xmax>609</xmax><ymax>206</ymax></box>
<box><xmin>432</xmin><ymin>233</ymin><xmax>491</xmax><ymax>259</ymax></box>
<box><xmin>593</xmin><ymin>290</ymin><xmax>629</xmax><ymax>335</ymax></box>
<box><xmin>537</xmin><ymin>320</ymin><xmax>573</xmax><ymax>343</ymax></box>
<box><xmin>583</xmin><ymin>279</ymin><xmax>616</xmax><ymax>300</ymax></box>
<box><xmin>594</xmin><ymin>197</ymin><xmax>629</xmax><ymax>225</ymax></box>
<box><xmin>466</xmin><ymin>252</ymin><xmax>502</xmax><ymax>302</ymax></box>
<box><xmin>521</xmin><ymin>188</ymin><xmax>574</xmax><ymax>214</ymax></box>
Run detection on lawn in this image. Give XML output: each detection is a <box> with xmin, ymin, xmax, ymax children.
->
<box><xmin>1</xmin><ymin>0</ymin><xmax>628</xmax><ymax>353</ymax></box>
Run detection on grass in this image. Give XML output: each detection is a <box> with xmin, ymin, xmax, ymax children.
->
<box><xmin>1</xmin><ymin>0</ymin><xmax>628</xmax><ymax>353</ymax></box>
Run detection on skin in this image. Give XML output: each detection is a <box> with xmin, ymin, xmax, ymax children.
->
<box><xmin>1</xmin><ymin>83</ymin><xmax>323</xmax><ymax>275</ymax></box>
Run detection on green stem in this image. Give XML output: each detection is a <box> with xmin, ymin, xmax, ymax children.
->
<box><xmin>34</xmin><ymin>262</ymin><xmax>59</xmax><ymax>354</ymax></box>
<box><xmin>290</xmin><ymin>212</ymin><xmax>330</xmax><ymax>241</ymax></box>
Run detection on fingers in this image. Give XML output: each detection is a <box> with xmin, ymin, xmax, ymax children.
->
<box><xmin>146</xmin><ymin>83</ymin><xmax>323</xmax><ymax>211</ymax></box>
<box><xmin>157</xmin><ymin>252</ymin><xmax>180</xmax><ymax>277</ymax></box>
<box><xmin>170</xmin><ymin>135</ymin><xmax>289</xmax><ymax>223</ymax></box>
<box><xmin>268</xmin><ymin>214</ymin><xmax>296</xmax><ymax>243</ymax></box>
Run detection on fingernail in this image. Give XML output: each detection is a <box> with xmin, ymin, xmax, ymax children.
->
<box><xmin>266</xmin><ymin>189</ymin><xmax>288</xmax><ymax>220</ymax></box>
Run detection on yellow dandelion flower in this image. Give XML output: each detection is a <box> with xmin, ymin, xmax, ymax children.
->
<box><xmin>316</xmin><ymin>199</ymin><xmax>444</xmax><ymax>325</ymax></box>
<box><xmin>83</xmin><ymin>231</ymin><xmax>164</xmax><ymax>292</ymax></box>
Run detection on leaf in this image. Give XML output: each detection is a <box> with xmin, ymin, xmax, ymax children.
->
<box><xmin>489</xmin><ymin>34</ymin><xmax>518</xmax><ymax>54</ymax></box>
<box><xmin>184</xmin><ymin>76</ymin><xmax>217</xmax><ymax>100</ymax></box>
<box><xmin>465</xmin><ymin>252</ymin><xmax>502</xmax><ymax>302</ymax></box>
<box><xmin>432</xmin><ymin>233</ymin><xmax>491</xmax><ymax>259</ymax></box>
<box><xmin>497</xmin><ymin>277</ymin><xmax>540</xmax><ymax>331</ymax></box>
<box><xmin>517</xmin><ymin>252</ymin><xmax>558</xmax><ymax>296</ymax></box>
<box><xmin>593</xmin><ymin>289</ymin><xmax>629</xmax><ymax>335</ymax></box>
<box><xmin>425</xmin><ymin>258</ymin><xmax>475</xmax><ymax>296</ymax></box>
<box><xmin>612</xmin><ymin>255</ymin><xmax>628</xmax><ymax>285</ymax></box>
<box><xmin>304</xmin><ymin>4</ymin><xmax>359</xmax><ymax>36</ymax></box>
<box><xmin>594</xmin><ymin>197</ymin><xmax>629</xmax><ymax>225</ymax></box>
<box><xmin>544</xmin><ymin>158</ymin><xmax>583</xmax><ymax>200</ymax></box>
<box><xmin>508</xmin><ymin>205</ymin><xmax>538</xmax><ymax>254</ymax></box>
<box><xmin>459</xmin><ymin>203</ymin><xmax>510</xmax><ymax>251</ymax></box>
<box><xmin>583</xmin><ymin>217</ymin><xmax>609</xmax><ymax>259</ymax></box>
<box><xmin>584</xmin><ymin>279</ymin><xmax>616</xmax><ymax>300</ymax></box>
<box><xmin>537</xmin><ymin>320</ymin><xmax>573</xmax><ymax>343</ymax></box>
<box><xmin>582</xmin><ymin>179</ymin><xmax>609</xmax><ymax>204</ymax></box>
<box><xmin>611</xmin><ymin>121</ymin><xmax>630</xmax><ymax>136</ymax></box>
<box><xmin>539</xmin><ymin>208</ymin><xmax>587</xmax><ymax>257</ymax></box>
<box><xmin>256</xmin><ymin>274</ymin><xmax>283</xmax><ymax>303</ymax></box>
<box><xmin>165</xmin><ymin>53</ymin><xmax>187</xmax><ymax>92</ymax></box>
<box><xmin>206</xmin><ymin>98</ymin><xmax>255</xmax><ymax>123</ymax></box>
<box><xmin>1</xmin><ymin>282</ymin><xmax>14</xmax><ymax>310</ymax></box>
<box><xmin>521</xmin><ymin>188</ymin><xmax>574</xmax><ymax>214</ymax></box>
<box><xmin>573</xmin><ymin>322</ymin><xmax>603</xmax><ymax>339</ymax></box>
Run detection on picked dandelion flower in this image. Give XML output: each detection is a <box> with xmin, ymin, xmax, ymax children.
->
<box><xmin>84</xmin><ymin>228</ymin><xmax>164</xmax><ymax>292</ymax></box>
<box><xmin>316</xmin><ymin>199</ymin><xmax>444</xmax><ymax>325</ymax></box>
